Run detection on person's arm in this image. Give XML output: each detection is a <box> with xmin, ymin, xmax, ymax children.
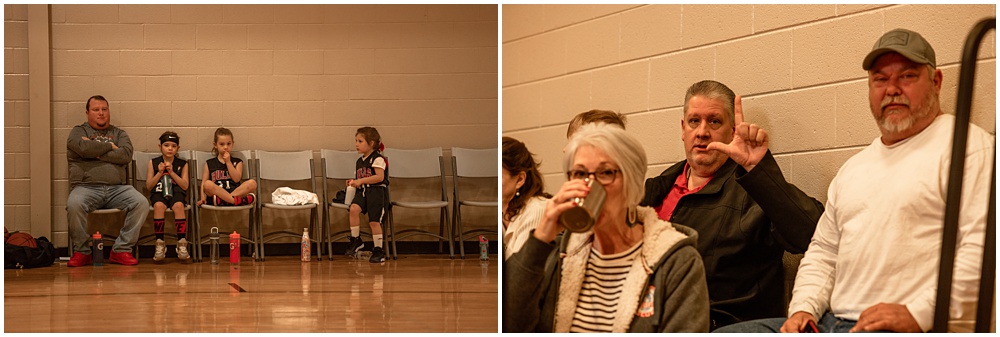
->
<box><xmin>786</xmin><ymin>188</ymin><xmax>841</xmax><ymax>324</ymax></box>
<box><xmin>227</xmin><ymin>155</ymin><xmax>243</xmax><ymax>183</ymax></box>
<box><xmin>67</xmin><ymin>126</ymin><xmax>112</xmax><ymax>159</ymax></box>
<box><xmin>353</xmin><ymin>167</ymin><xmax>385</xmax><ymax>186</ymax></box>
<box><xmin>175</xmin><ymin>161</ymin><xmax>190</xmax><ymax>191</ymax></box>
<box><xmin>98</xmin><ymin>129</ymin><xmax>133</xmax><ymax>165</ymax></box>
<box><xmin>736</xmin><ymin>150</ymin><xmax>824</xmax><ymax>253</ymax></box>
<box><xmin>657</xmin><ymin>245</ymin><xmax>710</xmax><ymax>332</ymax></box>
<box><xmin>504</xmin><ymin>233</ymin><xmax>557</xmax><ymax>332</ymax></box>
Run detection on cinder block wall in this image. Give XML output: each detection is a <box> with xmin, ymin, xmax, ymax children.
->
<box><xmin>503</xmin><ymin>4</ymin><xmax>995</xmax><ymax>202</ymax></box>
<box><xmin>5</xmin><ymin>4</ymin><xmax>499</xmax><ymax>248</ymax></box>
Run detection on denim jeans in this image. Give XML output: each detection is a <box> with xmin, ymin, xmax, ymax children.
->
<box><xmin>67</xmin><ymin>184</ymin><xmax>149</xmax><ymax>254</ymax></box>
<box><xmin>714</xmin><ymin>312</ymin><xmax>857</xmax><ymax>333</ymax></box>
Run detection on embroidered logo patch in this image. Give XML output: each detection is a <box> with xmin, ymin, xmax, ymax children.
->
<box><xmin>636</xmin><ymin>285</ymin><xmax>655</xmax><ymax>318</ymax></box>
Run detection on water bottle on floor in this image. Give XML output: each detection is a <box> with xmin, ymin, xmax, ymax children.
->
<box><xmin>301</xmin><ymin>228</ymin><xmax>311</xmax><ymax>262</ymax></box>
<box><xmin>209</xmin><ymin>227</ymin><xmax>220</xmax><ymax>264</ymax></box>
<box><xmin>479</xmin><ymin>235</ymin><xmax>489</xmax><ymax>261</ymax></box>
<box><xmin>92</xmin><ymin>232</ymin><xmax>103</xmax><ymax>266</ymax></box>
<box><xmin>229</xmin><ymin>231</ymin><xmax>240</xmax><ymax>265</ymax></box>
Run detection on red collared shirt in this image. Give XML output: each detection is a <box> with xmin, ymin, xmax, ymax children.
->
<box><xmin>655</xmin><ymin>162</ymin><xmax>711</xmax><ymax>221</ymax></box>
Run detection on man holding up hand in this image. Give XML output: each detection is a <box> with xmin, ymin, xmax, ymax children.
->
<box><xmin>641</xmin><ymin>80</ymin><xmax>824</xmax><ymax>330</ymax></box>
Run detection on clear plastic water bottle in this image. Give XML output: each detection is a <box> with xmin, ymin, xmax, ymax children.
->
<box><xmin>92</xmin><ymin>232</ymin><xmax>104</xmax><ymax>266</ymax></box>
<box><xmin>479</xmin><ymin>235</ymin><xmax>489</xmax><ymax>261</ymax></box>
<box><xmin>161</xmin><ymin>174</ymin><xmax>173</xmax><ymax>199</ymax></box>
<box><xmin>209</xmin><ymin>227</ymin><xmax>220</xmax><ymax>264</ymax></box>
<box><xmin>301</xmin><ymin>228</ymin><xmax>311</xmax><ymax>262</ymax></box>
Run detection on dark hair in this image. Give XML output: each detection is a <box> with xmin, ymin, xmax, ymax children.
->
<box><xmin>211</xmin><ymin>127</ymin><xmax>234</xmax><ymax>156</ymax></box>
<box><xmin>159</xmin><ymin>130</ymin><xmax>180</xmax><ymax>145</ymax></box>
<box><xmin>86</xmin><ymin>95</ymin><xmax>108</xmax><ymax>111</ymax></box>
<box><xmin>502</xmin><ymin>136</ymin><xmax>550</xmax><ymax>222</ymax></box>
<box><xmin>567</xmin><ymin>109</ymin><xmax>626</xmax><ymax>138</ymax></box>
<box><xmin>356</xmin><ymin>127</ymin><xmax>382</xmax><ymax>152</ymax></box>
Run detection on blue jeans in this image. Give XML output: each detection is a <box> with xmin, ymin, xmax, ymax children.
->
<box><xmin>714</xmin><ymin>312</ymin><xmax>857</xmax><ymax>333</ymax></box>
<box><xmin>67</xmin><ymin>184</ymin><xmax>149</xmax><ymax>254</ymax></box>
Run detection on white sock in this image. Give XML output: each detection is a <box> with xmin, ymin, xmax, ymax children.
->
<box><xmin>351</xmin><ymin>226</ymin><xmax>360</xmax><ymax>237</ymax></box>
<box><xmin>373</xmin><ymin>234</ymin><xmax>383</xmax><ymax>248</ymax></box>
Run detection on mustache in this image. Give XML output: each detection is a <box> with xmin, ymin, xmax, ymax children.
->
<box><xmin>881</xmin><ymin>95</ymin><xmax>910</xmax><ymax>110</ymax></box>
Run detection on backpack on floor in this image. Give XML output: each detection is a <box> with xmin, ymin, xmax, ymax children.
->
<box><xmin>5</xmin><ymin>235</ymin><xmax>58</xmax><ymax>269</ymax></box>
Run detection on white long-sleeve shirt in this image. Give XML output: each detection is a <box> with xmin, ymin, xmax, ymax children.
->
<box><xmin>789</xmin><ymin>114</ymin><xmax>993</xmax><ymax>331</ymax></box>
<box><xmin>503</xmin><ymin>195</ymin><xmax>548</xmax><ymax>260</ymax></box>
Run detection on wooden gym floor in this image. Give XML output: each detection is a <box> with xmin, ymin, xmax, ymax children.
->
<box><xmin>4</xmin><ymin>254</ymin><xmax>498</xmax><ymax>332</ymax></box>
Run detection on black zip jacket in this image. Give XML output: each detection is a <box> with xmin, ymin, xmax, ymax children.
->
<box><xmin>640</xmin><ymin>150</ymin><xmax>822</xmax><ymax>330</ymax></box>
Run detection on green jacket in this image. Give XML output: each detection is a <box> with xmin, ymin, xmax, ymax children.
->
<box><xmin>505</xmin><ymin>206</ymin><xmax>710</xmax><ymax>332</ymax></box>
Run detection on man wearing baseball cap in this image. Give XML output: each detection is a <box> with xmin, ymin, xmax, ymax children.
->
<box><xmin>716</xmin><ymin>28</ymin><xmax>992</xmax><ymax>333</ymax></box>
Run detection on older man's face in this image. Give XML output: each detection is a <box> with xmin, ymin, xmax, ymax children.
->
<box><xmin>867</xmin><ymin>53</ymin><xmax>942</xmax><ymax>144</ymax></box>
<box><xmin>681</xmin><ymin>95</ymin><xmax>734</xmax><ymax>174</ymax></box>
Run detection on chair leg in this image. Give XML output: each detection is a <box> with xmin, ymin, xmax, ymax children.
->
<box><xmin>389</xmin><ymin>208</ymin><xmax>399</xmax><ymax>260</ymax></box>
<box><xmin>444</xmin><ymin>207</ymin><xmax>455</xmax><ymax>259</ymax></box>
<box><xmin>456</xmin><ymin>205</ymin><xmax>464</xmax><ymax>259</ymax></box>
<box><xmin>254</xmin><ymin>208</ymin><xmax>263</xmax><ymax>262</ymax></box>
<box><xmin>313</xmin><ymin>209</ymin><xmax>321</xmax><ymax>262</ymax></box>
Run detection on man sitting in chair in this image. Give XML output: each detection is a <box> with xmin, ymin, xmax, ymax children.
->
<box><xmin>66</xmin><ymin>95</ymin><xmax>148</xmax><ymax>266</ymax></box>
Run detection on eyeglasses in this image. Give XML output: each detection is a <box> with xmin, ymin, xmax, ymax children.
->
<box><xmin>566</xmin><ymin>168</ymin><xmax>620</xmax><ymax>185</ymax></box>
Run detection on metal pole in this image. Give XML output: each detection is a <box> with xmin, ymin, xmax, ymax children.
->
<box><xmin>932</xmin><ymin>17</ymin><xmax>995</xmax><ymax>332</ymax></box>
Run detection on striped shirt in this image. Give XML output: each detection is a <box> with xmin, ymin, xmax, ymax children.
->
<box><xmin>570</xmin><ymin>241</ymin><xmax>643</xmax><ymax>332</ymax></box>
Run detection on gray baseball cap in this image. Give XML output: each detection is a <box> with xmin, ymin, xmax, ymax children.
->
<box><xmin>862</xmin><ymin>28</ymin><xmax>936</xmax><ymax>70</ymax></box>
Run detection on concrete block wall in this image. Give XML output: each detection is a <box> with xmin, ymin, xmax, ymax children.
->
<box><xmin>5</xmin><ymin>4</ymin><xmax>499</xmax><ymax>248</ymax></box>
<box><xmin>5</xmin><ymin>4</ymin><xmax>31</xmax><ymax>233</ymax></box>
<box><xmin>502</xmin><ymin>4</ymin><xmax>995</xmax><ymax>203</ymax></box>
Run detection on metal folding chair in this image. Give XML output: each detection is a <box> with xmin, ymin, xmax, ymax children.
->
<box><xmin>450</xmin><ymin>147</ymin><xmax>498</xmax><ymax>259</ymax></box>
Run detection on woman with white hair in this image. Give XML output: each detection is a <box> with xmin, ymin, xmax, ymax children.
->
<box><xmin>505</xmin><ymin>123</ymin><xmax>710</xmax><ymax>332</ymax></box>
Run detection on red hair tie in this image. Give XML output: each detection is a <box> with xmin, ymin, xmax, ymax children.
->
<box><xmin>379</xmin><ymin>143</ymin><xmax>385</xmax><ymax>152</ymax></box>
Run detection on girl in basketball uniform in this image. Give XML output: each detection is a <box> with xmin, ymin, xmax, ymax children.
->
<box><xmin>147</xmin><ymin>131</ymin><xmax>191</xmax><ymax>262</ymax></box>
<box><xmin>344</xmin><ymin>127</ymin><xmax>390</xmax><ymax>263</ymax></box>
<box><xmin>198</xmin><ymin>127</ymin><xmax>257</xmax><ymax>207</ymax></box>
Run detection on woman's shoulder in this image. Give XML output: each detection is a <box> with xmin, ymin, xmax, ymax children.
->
<box><xmin>524</xmin><ymin>195</ymin><xmax>549</xmax><ymax>208</ymax></box>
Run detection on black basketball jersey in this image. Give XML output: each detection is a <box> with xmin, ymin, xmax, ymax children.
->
<box><xmin>151</xmin><ymin>155</ymin><xmax>187</xmax><ymax>193</ymax></box>
<box><xmin>206</xmin><ymin>157</ymin><xmax>243</xmax><ymax>191</ymax></box>
<box><xmin>355</xmin><ymin>151</ymin><xmax>389</xmax><ymax>186</ymax></box>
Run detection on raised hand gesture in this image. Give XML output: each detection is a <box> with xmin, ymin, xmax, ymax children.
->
<box><xmin>706</xmin><ymin>95</ymin><xmax>769</xmax><ymax>171</ymax></box>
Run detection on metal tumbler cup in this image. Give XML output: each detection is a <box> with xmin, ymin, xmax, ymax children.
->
<box><xmin>558</xmin><ymin>178</ymin><xmax>607</xmax><ymax>233</ymax></box>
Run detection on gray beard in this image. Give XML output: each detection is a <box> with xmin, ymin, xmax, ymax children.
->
<box><xmin>878</xmin><ymin>92</ymin><xmax>937</xmax><ymax>134</ymax></box>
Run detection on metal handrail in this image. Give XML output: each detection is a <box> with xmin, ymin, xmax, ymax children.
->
<box><xmin>933</xmin><ymin>17</ymin><xmax>995</xmax><ymax>333</ymax></box>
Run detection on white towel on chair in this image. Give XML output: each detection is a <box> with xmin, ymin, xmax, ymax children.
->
<box><xmin>271</xmin><ymin>187</ymin><xmax>319</xmax><ymax>205</ymax></box>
